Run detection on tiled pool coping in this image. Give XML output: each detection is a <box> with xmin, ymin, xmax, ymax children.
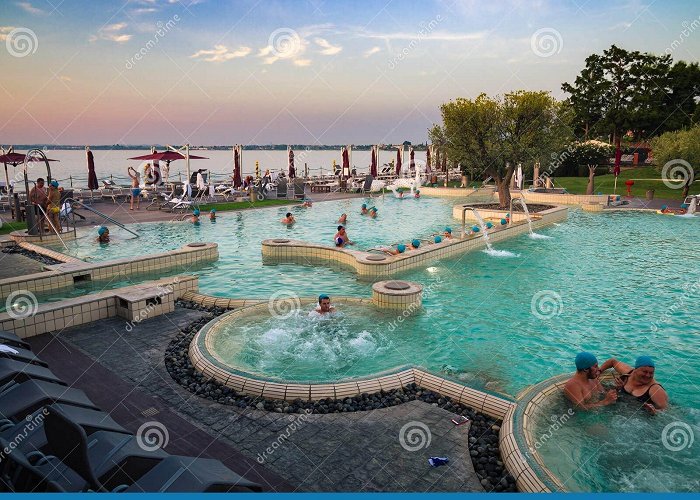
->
<box><xmin>262</xmin><ymin>205</ymin><xmax>567</xmax><ymax>278</ymax></box>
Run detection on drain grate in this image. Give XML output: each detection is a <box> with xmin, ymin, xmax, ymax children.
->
<box><xmin>141</xmin><ymin>407</ymin><xmax>160</xmax><ymax>418</ymax></box>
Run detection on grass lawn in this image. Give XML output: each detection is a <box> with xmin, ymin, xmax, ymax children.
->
<box><xmin>0</xmin><ymin>220</ymin><xmax>27</xmax><ymax>235</ymax></box>
<box><xmin>554</xmin><ymin>167</ymin><xmax>689</xmax><ymax>200</ymax></box>
<box><xmin>198</xmin><ymin>198</ymin><xmax>300</xmax><ymax>212</ymax></box>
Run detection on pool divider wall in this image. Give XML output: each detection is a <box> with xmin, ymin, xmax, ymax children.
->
<box><xmin>262</xmin><ymin>205</ymin><xmax>567</xmax><ymax>278</ymax></box>
<box><xmin>0</xmin><ymin>242</ymin><xmax>218</xmax><ymax>300</ymax></box>
<box><xmin>418</xmin><ymin>186</ymin><xmax>609</xmax><ymax>206</ymax></box>
<box><xmin>0</xmin><ymin>275</ymin><xmax>198</xmax><ymax>338</ymax></box>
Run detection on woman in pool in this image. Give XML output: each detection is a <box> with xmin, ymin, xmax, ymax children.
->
<box><xmin>360</xmin><ymin>204</ymin><xmax>368</xmax><ymax>215</ymax></box>
<box><xmin>380</xmin><ymin>243</ymin><xmax>406</xmax><ymax>255</ymax></box>
<box><xmin>301</xmin><ymin>199</ymin><xmax>313</xmax><ymax>208</ymax></box>
<box><xmin>128</xmin><ymin>166</ymin><xmax>141</xmax><ymax>210</ymax></box>
<box><xmin>209</xmin><ymin>208</ymin><xmax>217</xmax><ymax>221</ymax></box>
<box><xmin>414</xmin><ymin>189</ymin><xmax>420</xmax><ymax>199</ymax></box>
<box><xmin>96</xmin><ymin>226</ymin><xmax>110</xmax><ymax>243</ymax></box>
<box><xmin>368</xmin><ymin>207</ymin><xmax>378</xmax><ymax>218</ymax></box>
<box><xmin>281</xmin><ymin>212</ymin><xmax>295</xmax><ymax>224</ymax></box>
<box><xmin>338</xmin><ymin>213</ymin><xmax>347</xmax><ymax>224</ymax></box>
<box><xmin>191</xmin><ymin>208</ymin><xmax>201</xmax><ymax>224</ymax></box>
<box><xmin>443</xmin><ymin>227</ymin><xmax>453</xmax><ymax>239</ymax></box>
<box><xmin>408</xmin><ymin>239</ymin><xmax>421</xmax><ymax>250</ymax></box>
<box><xmin>602</xmin><ymin>355</ymin><xmax>668</xmax><ymax>414</ymax></box>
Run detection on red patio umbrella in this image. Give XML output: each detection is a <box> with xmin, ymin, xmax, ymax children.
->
<box><xmin>288</xmin><ymin>147</ymin><xmax>296</xmax><ymax>179</ymax></box>
<box><xmin>426</xmin><ymin>146</ymin><xmax>432</xmax><ymax>174</ymax></box>
<box><xmin>128</xmin><ymin>151</ymin><xmax>207</xmax><ymax>185</ymax></box>
<box><xmin>395</xmin><ymin>146</ymin><xmax>402</xmax><ymax>175</ymax></box>
<box><xmin>86</xmin><ymin>149</ymin><xmax>99</xmax><ymax>190</ymax></box>
<box><xmin>233</xmin><ymin>145</ymin><xmax>242</xmax><ymax>187</ymax></box>
<box><xmin>370</xmin><ymin>146</ymin><xmax>378</xmax><ymax>177</ymax></box>
<box><xmin>1</xmin><ymin>152</ymin><xmax>59</xmax><ymax>193</ymax></box>
<box><xmin>342</xmin><ymin>147</ymin><xmax>350</xmax><ymax>179</ymax></box>
<box><xmin>410</xmin><ymin>147</ymin><xmax>415</xmax><ymax>172</ymax></box>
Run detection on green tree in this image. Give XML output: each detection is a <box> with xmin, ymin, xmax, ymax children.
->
<box><xmin>660</xmin><ymin>61</ymin><xmax>700</xmax><ymax>134</ymax></box>
<box><xmin>651</xmin><ymin>125</ymin><xmax>700</xmax><ymax>198</ymax></box>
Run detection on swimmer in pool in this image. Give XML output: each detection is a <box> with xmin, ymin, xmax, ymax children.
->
<box><xmin>281</xmin><ymin>212</ymin><xmax>295</xmax><ymax>224</ymax></box>
<box><xmin>601</xmin><ymin>355</ymin><xmax>668</xmax><ymax>414</ymax></box>
<box><xmin>443</xmin><ymin>227</ymin><xmax>453</xmax><ymax>239</ymax></box>
<box><xmin>334</xmin><ymin>225</ymin><xmax>353</xmax><ymax>247</ymax></box>
<box><xmin>564</xmin><ymin>352</ymin><xmax>618</xmax><ymax>410</ymax></box>
<box><xmin>301</xmin><ymin>200</ymin><xmax>313</xmax><ymax>208</ymax></box>
<box><xmin>414</xmin><ymin>189</ymin><xmax>420</xmax><ymax>199</ymax></box>
<box><xmin>316</xmin><ymin>294</ymin><xmax>335</xmax><ymax>314</ymax></box>
<box><xmin>408</xmin><ymin>239</ymin><xmax>421</xmax><ymax>250</ymax></box>
<box><xmin>368</xmin><ymin>207</ymin><xmax>377</xmax><ymax>218</ymax></box>
<box><xmin>360</xmin><ymin>204</ymin><xmax>368</xmax><ymax>215</ymax></box>
<box><xmin>96</xmin><ymin>226</ymin><xmax>110</xmax><ymax>243</ymax></box>
<box><xmin>191</xmin><ymin>208</ymin><xmax>200</xmax><ymax>223</ymax></box>
<box><xmin>338</xmin><ymin>213</ymin><xmax>347</xmax><ymax>224</ymax></box>
<box><xmin>209</xmin><ymin>208</ymin><xmax>217</xmax><ymax>221</ymax></box>
<box><xmin>380</xmin><ymin>243</ymin><xmax>406</xmax><ymax>255</ymax></box>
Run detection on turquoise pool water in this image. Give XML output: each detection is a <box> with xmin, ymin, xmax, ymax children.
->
<box><xmin>534</xmin><ymin>391</ymin><xmax>700</xmax><ymax>492</ymax></box>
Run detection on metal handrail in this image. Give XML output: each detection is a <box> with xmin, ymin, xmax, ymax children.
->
<box><xmin>34</xmin><ymin>204</ymin><xmax>68</xmax><ymax>250</ymax></box>
<box><xmin>65</xmin><ymin>198</ymin><xmax>140</xmax><ymax>238</ymax></box>
<box><xmin>461</xmin><ymin>206</ymin><xmax>479</xmax><ymax>238</ymax></box>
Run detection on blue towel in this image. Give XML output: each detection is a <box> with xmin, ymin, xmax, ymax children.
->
<box><xmin>428</xmin><ymin>456</ymin><xmax>449</xmax><ymax>467</ymax></box>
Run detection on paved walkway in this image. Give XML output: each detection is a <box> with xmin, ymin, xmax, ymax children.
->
<box><xmin>27</xmin><ymin>308</ymin><xmax>483</xmax><ymax>492</ymax></box>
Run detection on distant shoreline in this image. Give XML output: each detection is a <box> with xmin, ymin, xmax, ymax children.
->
<box><xmin>7</xmin><ymin>144</ymin><xmax>428</xmax><ymax>151</ymax></box>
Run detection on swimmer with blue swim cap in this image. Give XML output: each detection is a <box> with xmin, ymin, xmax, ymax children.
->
<box><xmin>443</xmin><ymin>227</ymin><xmax>453</xmax><ymax>239</ymax></box>
<box><xmin>434</xmin><ymin>235</ymin><xmax>442</xmax><ymax>243</ymax></box>
<box><xmin>191</xmin><ymin>208</ymin><xmax>200</xmax><ymax>223</ymax></box>
<box><xmin>564</xmin><ymin>351</ymin><xmax>618</xmax><ymax>410</ymax></box>
<box><xmin>96</xmin><ymin>226</ymin><xmax>110</xmax><ymax>243</ymax></box>
<box><xmin>316</xmin><ymin>294</ymin><xmax>335</xmax><ymax>314</ymax></box>
<box><xmin>209</xmin><ymin>208</ymin><xmax>217</xmax><ymax>220</ymax></box>
<box><xmin>361</xmin><ymin>204</ymin><xmax>368</xmax><ymax>214</ymax></box>
<box><xmin>409</xmin><ymin>239</ymin><xmax>420</xmax><ymax>250</ymax></box>
<box><xmin>601</xmin><ymin>355</ymin><xmax>668</xmax><ymax>413</ymax></box>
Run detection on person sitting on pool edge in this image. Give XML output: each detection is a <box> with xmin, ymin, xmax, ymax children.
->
<box><xmin>563</xmin><ymin>352</ymin><xmax>618</xmax><ymax>410</ymax></box>
<box><xmin>281</xmin><ymin>212</ymin><xmax>295</xmax><ymax>224</ymax></box>
<box><xmin>360</xmin><ymin>204</ymin><xmax>368</xmax><ymax>215</ymax></box>
<box><xmin>338</xmin><ymin>213</ymin><xmax>347</xmax><ymax>224</ymax></box>
<box><xmin>334</xmin><ymin>225</ymin><xmax>353</xmax><ymax>247</ymax></box>
<box><xmin>316</xmin><ymin>294</ymin><xmax>335</xmax><ymax>314</ymax></box>
<box><xmin>602</xmin><ymin>355</ymin><xmax>668</xmax><ymax>414</ymax></box>
<box><xmin>96</xmin><ymin>226</ymin><xmax>110</xmax><ymax>243</ymax></box>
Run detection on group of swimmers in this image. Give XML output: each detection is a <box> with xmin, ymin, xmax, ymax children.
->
<box><xmin>189</xmin><ymin>208</ymin><xmax>217</xmax><ymax>224</ymax></box>
<box><xmin>565</xmin><ymin>352</ymin><xmax>668</xmax><ymax>414</ymax></box>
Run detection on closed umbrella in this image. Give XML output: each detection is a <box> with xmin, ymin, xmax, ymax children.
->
<box><xmin>86</xmin><ymin>147</ymin><xmax>98</xmax><ymax>194</ymax></box>
<box><xmin>341</xmin><ymin>147</ymin><xmax>350</xmax><ymax>179</ymax></box>
<box><xmin>396</xmin><ymin>146</ymin><xmax>402</xmax><ymax>176</ymax></box>
<box><xmin>426</xmin><ymin>145</ymin><xmax>432</xmax><ymax>174</ymax></box>
<box><xmin>233</xmin><ymin>145</ymin><xmax>242</xmax><ymax>188</ymax></box>
<box><xmin>370</xmin><ymin>145</ymin><xmax>378</xmax><ymax>177</ymax></box>
<box><xmin>410</xmin><ymin>147</ymin><xmax>415</xmax><ymax>173</ymax></box>
<box><xmin>288</xmin><ymin>147</ymin><xmax>296</xmax><ymax>179</ymax></box>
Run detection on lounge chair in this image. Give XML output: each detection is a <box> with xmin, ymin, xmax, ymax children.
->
<box><xmin>0</xmin><ymin>380</ymin><xmax>99</xmax><ymax>423</ymax></box>
<box><xmin>292</xmin><ymin>178</ymin><xmax>306</xmax><ymax>199</ymax></box>
<box><xmin>358</xmin><ymin>174</ymin><xmax>374</xmax><ymax>195</ymax></box>
<box><xmin>0</xmin><ymin>345</ymin><xmax>48</xmax><ymax>368</ymax></box>
<box><xmin>276</xmin><ymin>178</ymin><xmax>288</xmax><ymax>198</ymax></box>
<box><xmin>40</xmin><ymin>405</ymin><xmax>260</xmax><ymax>492</ymax></box>
<box><xmin>0</xmin><ymin>436</ymin><xmax>65</xmax><ymax>492</ymax></box>
<box><xmin>0</xmin><ymin>358</ymin><xmax>65</xmax><ymax>387</ymax></box>
<box><xmin>0</xmin><ymin>330</ymin><xmax>30</xmax><ymax>350</ymax></box>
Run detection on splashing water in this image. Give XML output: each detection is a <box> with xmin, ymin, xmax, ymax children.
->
<box><xmin>470</xmin><ymin>208</ymin><xmax>493</xmax><ymax>251</ymax></box>
<box><xmin>483</xmin><ymin>248</ymin><xmax>519</xmax><ymax>258</ymax></box>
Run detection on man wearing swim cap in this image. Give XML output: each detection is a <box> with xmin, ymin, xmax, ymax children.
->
<box><xmin>564</xmin><ymin>352</ymin><xmax>618</xmax><ymax>409</ymax></box>
<box><xmin>316</xmin><ymin>294</ymin><xmax>335</xmax><ymax>314</ymax></box>
<box><xmin>601</xmin><ymin>355</ymin><xmax>668</xmax><ymax>414</ymax></box>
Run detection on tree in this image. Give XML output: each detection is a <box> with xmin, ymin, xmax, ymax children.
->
<box><xmin>434</xmin><ymin>91</ymin><xmax>569</xmax><ymax>207</ymax></box>
<box><xmin>562</xmin><ymin>45</ymin><xmax>672</xmax><ymax>170</ymax></box>
<box><xmin>564</xmin><ymin>140</ymin><xmax>615</xmax><ymax>194</ymax></box>
<box><xmin>660</xmin><ymin>61</ymin><xmax>700</xmax><ymax>134</ymax></box>
<box><xmin>651</xmin><ymin>125</ymin><xmax>700</xmax><ymax>198</ymax></box>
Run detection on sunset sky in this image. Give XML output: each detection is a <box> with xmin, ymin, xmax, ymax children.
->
<box><xmin>1</xmin><ymin>0</ymin><xmax>699</xmax><ymax>145</ymax></box>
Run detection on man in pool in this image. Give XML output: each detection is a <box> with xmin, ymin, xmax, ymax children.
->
<box><xmin>563</xmin><ymin>352</ymin><xmax>618</xmax><ymax>410</ymax></box>
<box><xmin>209</xmin><ymin>208</ymin><xmax>217</xmax><ymax>221</ymax></box>
<box><xmin>601</xmin><ymin>355</ymin><xmax>668</xmax><ymax>414</ymax></box>
<box><xmin>338</xmin><ymin>213</ymin><xmax>347</xmax><ymax>224</ymax></box>
<box><xmin>360</xmin><ymin>204</ymin><xmax>368</xmax><ymax>215</ymax></box>
<box><xmin>191</xmin><ymin>208</ymin><xmax>200</xmax><ymax>223</ymax></box>
<box><xmin>368</xmin><ymin>207</ymin><xmax>378</xmax><ymax>218</ymax></box>
<box><xmin>281</xmin><ymin>212</ymin><xmax>295</xmax><ymax>224</ymax></box>
<box><xmin>316</xmin><ymin>294</ymin><xmax>335</xmax><ymax>314</ymax></box>
<box><xmin>443</xmin><ymin>227</ymin><xmax>453</xmax><ymax>239</ymax></box>
<box><xmin>334</xmin><ymin>225</ymin><xmax>353</xmax><ymax>247</ymax></box>
<box><xmin>97</xmin><ymin>226</ymin><xmax>110</xmax><ymax>243</ymax></box>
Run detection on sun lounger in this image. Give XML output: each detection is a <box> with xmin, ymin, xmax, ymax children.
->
<box><xmin>0</xmin><ymin>380</ymin><xmax>99</xmax><ymax>423</ymax></box>
<box><xmin>0</xmin><ymin>330</ymin><xmax>30</xmax><ymax>350</ymax></box>
<box><xmin>276</xmin><ymin>178</ymin><xmax>288</xmax><ymax>198</ymax></box>
<box><xmin>0</xmin><ymin>436</ymin><xmax>65</xmax><ymax>492</ymax></box>
<box><xmin>0</xmin><ymin>358</ymin><xmax>65</xmax><ymax>387</ymax></box>
<box><xmin>292</xmin><ymin>178</ymin><xmax>306</xmax><ymax>199</ymax></box>
<box><xmin>0</xmin><ymin>345</ymin><xmax>48</xmax><ymax>368</ymax></box>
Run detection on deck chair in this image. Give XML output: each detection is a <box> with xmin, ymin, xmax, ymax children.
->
<box><xmin>0</xmin><ymin>436</ymin><xmax>66</xmax><ymax>492</ymax></box>
<box><xmin>292</xmin><ymin>178</ymin><xmax>306</xmax><ymax>199</ymax></box>
<box><xmin>0</xmin><ymin>331</ymin><xmax>30</xmax><ymax>350</ymax></box>
<box><xmin>0</xmin><ymin>345</ymin><xmax>48</xmax><ymax>368</ymax></box>
<box><xmin>276</xmin><ymin>178</ymin><xmax>288</xmax><ymax>198</ymax></box>
<box><xmin>0</xmin><ymin>358</ymin><xmax>65</xmax><ymax>388</ymax></box>
<box><xmin>166</xmin><ymin>185</ymin><xmax>193</xmax><ymax>213</ymax></box>
<box><xmin>0</xmin><ymin>380</ymin><xmax>99</xmax><ymax>423</ymax></box>
<box><xmin>359</xmin><ymin>174</ymin><xmax>373</xmax><ymax>194</ymax></box>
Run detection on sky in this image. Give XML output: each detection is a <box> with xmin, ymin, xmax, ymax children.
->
<box><xmin>0</xmin><ymin>0</ymin><xmax>699</xmax><ymax>145</ymax></box>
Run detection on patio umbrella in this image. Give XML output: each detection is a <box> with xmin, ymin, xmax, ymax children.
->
<box><xmin>128</xmin><ymin>151</ymin><xmax>207</xmax><ymax>185</ymax></box>
<box><xmin>426</xmin><ymin>145</ymin><xmax>432</xmax><ymax>174</ymax></box>
<box><xmin>396</xmin><ymin>146</ymin><xmax>402</xmax><ymax>176</ymax></box>
<box><xmin>410</xmin><ymin>147</ymin><xmax>415</xmax><ymax>173</ymax></box>
<box><xmin>370</xmin><ymin>145</ymin><xmax>378</xmax><ymax>177</ymax></box>
<box><xmin>86</xmin><ymin>148</ymin><xmax>98</xmax><ymax>191</ymax></box>
<box><xmin>342</xmin><ymin>146</ymin><xmax>350</xmax><ymax>179</ymax></box>
<box><xmin>233</xmin><ymin>145</ymin><xmax>242</xmax><ymax>187</ymax></box>
<box><xmin>0</xmin><ymin>152</ymin><xmax>59</xmax><ymax>193</ymax></box>
<box><xmin>442</xmin><ymin>151</ymin><xmax>447</xmax><ymax>172</ymax></box>
<box><xmin>288</xmin><ymin>147</ymin><xmax>296</xmax><ymax>179</ymax></box>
